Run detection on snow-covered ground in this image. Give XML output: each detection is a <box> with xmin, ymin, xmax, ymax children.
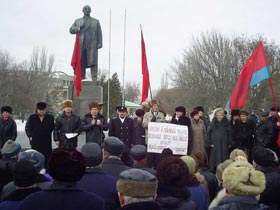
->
<box><xmin>15</xmin><ymin>119</ymin><xmax>26</xmax><ymax>132</ymax></box>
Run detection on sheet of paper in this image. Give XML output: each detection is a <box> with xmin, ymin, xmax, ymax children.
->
<box><xmin>65</xmin><ymin>133</ymin><xmax>78</xmax><ymax>139</ymax></box>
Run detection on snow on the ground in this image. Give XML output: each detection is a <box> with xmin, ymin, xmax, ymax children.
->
<box><xmin>15</xmin><ymin>120</ymin><xmax>26</xmax><ymax>132</ymax></box>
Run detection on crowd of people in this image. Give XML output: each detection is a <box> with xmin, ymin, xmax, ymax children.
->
<box><xmin>0</xmin><ymin>99</ymin><xmax>279</xmax><ymax>210</ymax></box>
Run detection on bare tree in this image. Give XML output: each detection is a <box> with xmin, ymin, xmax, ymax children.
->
<box><xmin>124</xmin><ymin>81</ymin><xmax>141</xmax><ymax>103</ymax></box>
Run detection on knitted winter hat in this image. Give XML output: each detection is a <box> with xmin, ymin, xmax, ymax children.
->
<box><xmin>223</xmin><ymin>161</ymin><xmax>266</xmax><ymax>196</ymax></box>
<box><xmin>1</xmin><ymin>140</ymin><xmax>21</xmax><ymax>159</ymax></box>
<box><xmin>180</xmin><ymin>155</ymin><xmax>197</xmax><ymax>175</ymax></box>
<box><xmin>19</xmin><ymin>149</ymin><xmax>45</xmax><ymax>173</ymax></box>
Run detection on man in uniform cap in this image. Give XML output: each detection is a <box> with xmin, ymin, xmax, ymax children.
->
<box><xmin>53</xmin><ymin>99</ymin><xmax>81</xmax><ymax>149</ymax></box>
<box><xmin>101</xmin><ymin>137</ymin><xmax>130</xmax><ymax>178</ymax></box>
<box><xmin>109</xmin><ymin>106</ymin><xmax>134</xmax><ymax>166</ymax></box>
<box><xmin>25</xmin><ymin>102</ymin><xmax>54</xmax><ymax>165</ymax></box>
<box><xmin>254</xmin><ymin>110</ymin><xmax>275</xmax><ymax>150</ymax></box>
<box><xmin>77</xmin><ymin>143</ymin><xmax>120</xmax><ymax>210</ymax></box>
<box><xmin>116</xmin><ymin>168</ymin><xmax>160</xmax><ymax>210</ymax></box>
<box><xmin>0</xmin><ymin>105</ymin><xmax>17</xmax><ymax>149</ymax></box>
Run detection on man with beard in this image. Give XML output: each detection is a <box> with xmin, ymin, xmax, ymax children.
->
<box><xmin>25</xmin><ymin>102</ymin><xmax>54</xmax><ymax>165</ymax></box>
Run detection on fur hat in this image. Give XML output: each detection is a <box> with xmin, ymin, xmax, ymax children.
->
<box><xmin>253</xmin><ymin>146</ymin><xmax>275</xmax><ymax>167</ymax></box>
<box><xmin>103</xmin><ymin>137</ymin><xmax>124</xmax><ymax>156</ymax></box>
<box><xmin>81</xmin><ymin>143</ymin><xmax>103</xmax><ymax>167</ymax></box>
<box><xmin>61</xmin><ymin>99</ymin><xmax>73</xmax><ymax>108</ymax></box>
<box><xmin>13</xmin><ymin>160</ymin><xmax>37</xmax><ymax>187</ymax></box>
<box><xmin>48</xmin><ymin>148</ymin><xmax>86</xmax><ymax>182</ymax></box>
<box><xmin>1</xmin><ymin>140</ymin><xmax>21</xmax><ymax>159</ymax></box>
<box><xmin>175</xmin><ymin>106</ymin><xmax>186</xmax><ymax>113</ymax></box>
<box><xmin>223</xmin><ymin>161</ymin><xmax>266</xmax><ymax>196</ymax></box>
<box><xmin>160</xmin><ymin>148</ymin><xmax>173</xmax><ymax>160</ymax></box>
<box><xmin>1</xmin><ymin>106</ymin><xmax>12</xmax><ymax>114</ymax></box>
<box><xmin>19</xmin><ymin>149</ymin><xmax>45</xmax><ymax>173</ymax></box>
<box><xmin>89</xmin><ymin>102</ymin><xmax>100</xmax><ymax>110</ymax></box>
<box><xmin>190</xmin><ymin>110</ymin><xmax>199</xmax><ymax>118</ymax></box>
<box><xmin>216</xmin><ymin>159</ymin><xmax>233</xmax><ymax>182</ymax></box>
<box><xmin>193</xmin><ymin>151</ymin><xmax>209</xmax><ymax>168</ymax></box>
<box><xmin>157</xmin><ymin>156</ymin><xmax>189</xmax><ymax>187</ymax></box>
<box><xmin>229</xmin><ymin>149</ymin><xmax>247</xmax><ymax>161</ymax></box>
<box><xmin>36</xmin><ymin>102</ymin><xmax>47</xmax><ymax>110</ymax></box>
<box><xmin>117</xmin><ymin>168</ymin><xmax>157</xmax><ymax>197</ymax></box>
<box><xmin>135</xmin><ymin>109</ymin><xmax>145</xmax><ymax>117</ymax></box>
<box><xmin>180</xmin><ymin>156</ymin><xmax>197</xmax><ymax>175</ymax></box>
<box><xmin>194</xmin><ymin>106</ymin><xmax>204</xmax><ymax>112</ymax></box>
<box><xmin>270</xmin><ymin>106</ymin><xmax>279</xmax><ymax>111</ymax></box>
<box><xmin>231</xmin><ymin>109</ymin><xmax>240</xmax><ymax>117</ymax></box>
<box><xmin>149</xmin><ymin>100</ymin><xmax>158</xmax><ymax>107</ymax></box>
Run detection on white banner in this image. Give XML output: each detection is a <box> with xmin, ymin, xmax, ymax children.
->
<box><xmin>147</xmin><ymin>122</ymin><xmax>188</xmax><ymax>155</ymax></box>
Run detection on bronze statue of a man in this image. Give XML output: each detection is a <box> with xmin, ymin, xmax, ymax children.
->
<box><xmin>70</xmin><ymin>5</ymin><xmax>103</xmax><ymax>80</ymax></box>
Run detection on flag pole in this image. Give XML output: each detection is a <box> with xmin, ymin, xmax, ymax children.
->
<box><xmin>121</xmin><ymin>8</ymin><xmax>127</xmax><ymax>106</ymax></box>
<box><xmin>107</xmin><ymin>8</ymin><xmax>112</xmax><ymax>119</ymax></box>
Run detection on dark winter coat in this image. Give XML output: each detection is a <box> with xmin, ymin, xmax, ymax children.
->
<box><xmin>25</xmin><ymin>113</ymin><xmax>54</xmax><ymax>158</ymax></box>
<box><xmin>1</xmin><ymin>174</ymin><xmax>51</xmax><ymax>201</ymax></box>
<box><xmin>0</xmin><ymin>188</ymin><xmax>41</xmax><ymax>210</ymax></box>
<box><xmin>257</xmin><ymin>166</ymin><xmax>280</xmax><ymax>210</ymax></box>
<box><xmin>117</xmin><ymin>201</ymin><xmax>161</xmax><ymax>210</ymax></box>
<box><xmin>210</xmin><ymin>196</ymin><xmax>269</xmax><ymax>210</ymax></box>
<box><xmin>170</xmin><ymin>114</ymin><xmax>192</xmax><ymax>141</ymax></box>
<box><xmin>232</xmin><ymin>119</ymin><xmax>254</xmax><ymax>151</ymax></box>
<box><xmin>77</xmin><ymin>167</ymin><xmax>120</xmax><ymax>210</ymax></box>
<box><xmin>53</xmin><ymin>112</ymin><xmax>81</xmax><ymax>149</ymax></box>
<box><xmin>0</xmin><ymin>159</ymin><xmax>17</xmax><ymax>193</ymax></box>
<box><xmin>198</xmin><ymin>168</ymin><xmax>218</xmax><ymax>202</ymax></box>
<box><xmin>156</xmin><ymin>184</ymin><xmax>197</xmax><ymax>210</ymax></box>
<box><xmin>133</xmin><ymin>118</ymin><xmax>145</xmax><ymax>145</ymax></box>
<box><xmin>109</xmin><ymin>117</ymin><xmax>135</xmax><ymax>152</ymax></box>
<box><xmin>20</xmin><ymin>181</ymin><xmax>105</xmax><ymax>210</ymax></box>
<box><xmin>206</xmin><ymin>117</ymin><xmax>232</xmax><ymax>168</ymax></box>
<box><xmin>101</xmin><ymin>156</ymin><xmax>130</xmax><ymax>178</ymax></box>
<box><xmin>0</xmin><ymin>117</ymin><xmax>17</xmax><ymax>148</ymax></box>
<box><xmin>81</xmin><ymin>113</ymin><xmax>108</xmax><ymax>145</ymax></box>
<box><xmin>254</xmin><ymin>119</ymin><xmax>275</xmax><ymax>149</ymax></box>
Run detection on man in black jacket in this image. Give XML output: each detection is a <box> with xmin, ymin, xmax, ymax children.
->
<box><xmin>81</xmin><ymin>102</ymin><xmax>108</xmax><ymax>145</ymax></box>
<box><xmin>25</xmin><ymin>102</ymin><xmax>54</xmax><ymax>164</ymax></box>
<box><xmin>254</xmin><ymin>111</ymin><xmax>275</xmax><ymax>150</ymax></box>
<box><xmin>54</xmin><ymin>100</ymin><xmax>81</xmax><ymax>149</ymax></box>
<box><xmin>0</xmin><ymin>106</ymin><xmax>17</xmax><ymax>149</ymax></box>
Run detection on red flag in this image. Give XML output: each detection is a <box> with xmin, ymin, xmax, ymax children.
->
<box><xmin>71</xmin><ymin>31</ymin><xmax>82</xmax><ymax>97</ymax></box>
<box><xmin>228</xmin><ymin>42</ymin><xmax>270</xmax><ymax>109</ymax></box>
<box><xmin>141</xmin><ymin>29</ymin><xmax>150</xmax><ymax>103</ymax></box>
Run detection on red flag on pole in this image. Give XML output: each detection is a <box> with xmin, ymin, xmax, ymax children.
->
<box><xmin>71</xmin><ymin>31</ymin><xmax>82</xmax><ymax>97</ymax></box>
<box><xmin>141</xmin><ymin>29</ymin><xmax>150</xmax><ymax>103</ymax></box>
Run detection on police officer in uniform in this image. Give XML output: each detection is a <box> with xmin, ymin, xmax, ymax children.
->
<box><xmin>109</xmin><ymin>106</ymin><xmax>134</xmax><ymax>166</ymax></box>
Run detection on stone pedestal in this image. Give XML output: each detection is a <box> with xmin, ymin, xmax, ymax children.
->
<box><xmin>68</xmin><ymin>81</ymin><xmax>103</xmax><ymax>117</ymax></box>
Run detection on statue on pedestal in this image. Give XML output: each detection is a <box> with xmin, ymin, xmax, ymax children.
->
<box><xmin>70</xmin><ymin>5</ymin><xmax>103</xmax><ymax>81</ymax></box>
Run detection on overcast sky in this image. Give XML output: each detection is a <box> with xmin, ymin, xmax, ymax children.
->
<box><xmin>2</xmin><ymin>0</ymin><xmax>280</xmax><ymax>90</ymax></box>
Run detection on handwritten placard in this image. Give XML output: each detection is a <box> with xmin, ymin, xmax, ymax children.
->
<box><xmin>147</xmin><ymin>122</ymin><xmax>188</xmax><ymax>155</ymax></box>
